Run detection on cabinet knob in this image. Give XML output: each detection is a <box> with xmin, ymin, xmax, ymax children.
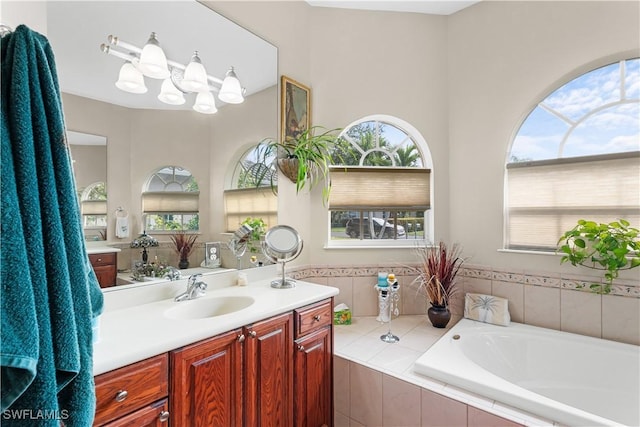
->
<box><xmin>297</xmin><ymin>344</ymin><xmax>305</xmax><ymax>352</ymax></box>
<box><xmin>158</xmin><ymin>410</ymin><xmax>170</xmax><ymax>422</ymax></box>
<box><xmin>248</xmin><ymin>330</ymin><xmax>257</xmax><ymax>338</ymax></box>
<box><xmin>237</xmin><ymin>334</ymin><xmax>245</xmax><ymax>343</ymax></box>
<box><xmin>114</xmin><ymin>390</ymin><xmax>128</xmax><ymax>402</ymax></box>
<box><xmin>313</xmin><ymin>315</ymin><xmax>321</xmax><ymax>322</ymax></box>
<box><xmin>97</xmin><ymin>258</ymin><xmax>102</xmax><ymax>262</ymax></box>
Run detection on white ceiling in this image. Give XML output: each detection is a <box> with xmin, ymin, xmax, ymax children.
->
<box><xmin>47</xmin><ymin>1</ymin><xmax>277</xmax><ymax>112</ymax></box>
<box><xmin>306</xmin><ymin>0</ymin><xmax>481</xmax><ymax>15</ymax></box>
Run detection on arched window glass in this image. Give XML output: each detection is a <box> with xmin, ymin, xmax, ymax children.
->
<box><xmin>81</xmin><ymin>181</ymin><xmax>107</xmax><ymax>240</ymax></box>
<box><xmin>142</xmin><ymin>166</ymin><xmax>200</xmax><ymax>231</ymax></box>
<box><xmin>328</xmin><ymin>116</ymin><xmax>433</xmax><ymax>246</ymax></box>
<box><xmin>224</xmin><ymin>146</ymin><xmax>278</xmax><ymax>232</ymax></box>
<box><xmin>506</xmin><ymin>58</ymin><xmax>640</xmax><ymax>250</ymax></box>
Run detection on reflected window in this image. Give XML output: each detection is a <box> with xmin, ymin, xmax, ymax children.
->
<box><xmin>506</xmin><ymin>58</ymin><xmax>640</xmax><ymax>250</ymax></box>
<box><xmin>224</xmin><ymin>146</ymin><xmax>278</xmax><ymax>232</ymax></box>
<box><xmin>142</xmin><ymin>166</ymin><xmax>199</xmax><ymax>231</ymax></box>
<box><xmin>81</xmin><ymin>181</ymin><xmax>107</xmax><ymax>240</ymax></box>
<box><xmin>328</xmin><ymin>116</ymin><xmax>433</xmax><ymax>246</ymax></box>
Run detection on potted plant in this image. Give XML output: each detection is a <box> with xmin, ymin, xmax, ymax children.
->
<box><xmin>557</xmin><ymin>218</ymin><xmax>640</xmax><ymax>294</ymax></box>
<box><xmin>411</xmin><ymin>241</ymin><xmax>465</xmax><ymax>328</ymax></box>
<box><xmin>170</xmin><ymin>231</ymin><xmax>198</xmax><ymax>269</ymax></box>
<box><xmin>254</xmin><ymin>126</ymin><xmax>341</xmax><ymax>203</ymax></box>
<box><xmin>241</xmin><ymin>217</ymin><xmax>267</xmax><ymax>254</ymax></box>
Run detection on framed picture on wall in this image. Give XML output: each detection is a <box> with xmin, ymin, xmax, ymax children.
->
<box><xmin>281</xmin><ymin>75</ymin><xmax>310</xmax><ymax>143</ymax></box>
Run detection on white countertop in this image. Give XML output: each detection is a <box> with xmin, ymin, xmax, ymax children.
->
<box><xmin>85</xmin><ymin>242</ymin><xmax>121</xmax><ymax>255</ymax></box>
<box><xmin>93</xmin><ymin>277</ymin><xmax>339</xmax><ymax>375</ymax></box>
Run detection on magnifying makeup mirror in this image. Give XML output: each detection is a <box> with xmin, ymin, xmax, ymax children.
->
<box><xmin>261</xmin><ymin>225</ymin><xmax>303</xmax><ymax>289</ymax></box>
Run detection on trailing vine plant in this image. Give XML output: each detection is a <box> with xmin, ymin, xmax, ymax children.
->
<box><xmin>557</xmin><ymin>219</ymin><xmax>640</xmax><ymax>294</ymax></box>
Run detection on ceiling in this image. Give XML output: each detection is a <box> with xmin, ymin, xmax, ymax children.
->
<box><xmin>47</xmin><ymin>1</ymin><xmax>277</xmax><ymax>112</ymax></box>
<box><xmin>305</xmin><ymin>0</ymin><xmax>481</xmax><ymax>15</ymax></box>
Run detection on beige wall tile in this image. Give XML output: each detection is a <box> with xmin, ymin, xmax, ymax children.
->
<box><xmin>402</xmin><ymin>274</ymin><xmax>428</xmax><ymax>315</ymax></box>
<box><xmin>330</xmin><ymin>276</ymin><xmax>354</xmax><ymax>310</ymax></box>
<box><xmin>304</xmin><ymin>276</ymin><xmax>329</xmax><ymax>285</ymax></box>
<box><xmin>334</xmin><ymin>411</ymin><xmax>349</xmax><ymax>427</ymax></box>
<box><xmin>421</xmin><ymin>388</ymin><xmax>467</xmax><ymax>427</ymax></box>
<box><xmin>523</xmin><ymin>285</ymin><xmax>560</xmax><ymax>330</ymax></box>
<box><xmin>349</xmin><ymin>362</ymin><xmax>383</xmax><ymax>426</ymax></box>
<box><xmin>352</xmin><ymin>276</ymin><xmax>378</xmax><ymax>316</ymax></box>
<box><xmin>463</xmin><ymin>276</ymin><xmax>492</xmax><ymax>296</ymax></box>
<box><xmin>382</xmin><ymin>374</ymin><xmax>421</xmax><ymax>426</ymax></box>
<box><xmin>350</xmin><ymin>419</ymin><xmax>365</xmax><ymax>427</ymax></box>
<box><xmin>602</xmin><ymin>294</ymin><xmax>640</xmax><ymax>345</ymax></box>
<box><xmin>560</xmin><ymin>289</ymin><xmax>602</xmax><ymax>338</ymax></box>
<box><xmin>492</xmin><ymin>280</ymin><xmax>524</xmax><ymax>323</ymax></box>
<box><xmin>334</xmin><ymin>356</ymin><xmax>350</xmax><ymax>417</ymax></box>
<box><xmin>467</xmin><ymin>406</ymin><xmax>523</xmax><ymax>427</ymax></box>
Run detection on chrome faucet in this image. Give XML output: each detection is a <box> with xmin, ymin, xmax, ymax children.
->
<box><xmin>174</xmin><ymin>274</ymin><xmax>207</xmax><ymax>302</ymax></box>
<box><xmin>164</xmin><ymin>266</ymin><xmax>182</xmax><ymax>281</ymax></box>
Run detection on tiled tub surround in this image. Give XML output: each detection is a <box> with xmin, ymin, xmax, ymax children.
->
<box><xmin>292</xmin><ymin>263</ymin><xmax>640</xmax><ymax>346</ymax></box>
<box><xmin>333</xmin><ymin>316</ymin><xmax>549</xmax><ymax>427</ymax></box>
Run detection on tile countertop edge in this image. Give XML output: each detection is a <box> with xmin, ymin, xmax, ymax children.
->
<box><xmin>93</xmin><ymin>280</ymin><xmax>339</xmax><ymax>375</ymax></box>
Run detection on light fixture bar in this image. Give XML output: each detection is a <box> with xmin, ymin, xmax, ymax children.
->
<box><xmin>100</xmin><ymin>33</ymin><xmax>246</xmax><ymax>114</ymax></box>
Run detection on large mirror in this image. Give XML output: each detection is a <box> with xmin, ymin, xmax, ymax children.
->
<box><xmin>46</xmin><ymin>1</ymin><xmax>278</xmax><ymax>281</ymax></box>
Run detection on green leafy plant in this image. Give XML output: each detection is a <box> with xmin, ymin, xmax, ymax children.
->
<box><xmin>241</xmin><ymin>217</ymin><xmax>267</xmax><ymax>253</ymax></box>
<box><xmin>254</xmin><ymin>126</ymin><xmax>341</xmax><ymax>204</ymax></box>
<box><xmin>558</xmin><ymin>219</ymin><xmax>640</xmax><ymax>293</ymax></box>
<box><xmin>411</xmin><ymin>241</ymin><xmax>465</xmax><ymax>307</ymax></box>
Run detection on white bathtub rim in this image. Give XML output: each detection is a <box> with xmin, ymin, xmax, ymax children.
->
<box><xmin>413</xmin><ymin>318</ymin><xmax>637</xmax><ymax>427</ymax></box>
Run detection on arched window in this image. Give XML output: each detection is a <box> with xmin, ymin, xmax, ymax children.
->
<box><xmin>506</xmin><ymin>58</ymin><xmax>640</xmax><ymax>250</ymax></box>
<box><xmin>142</xmin><ymin>166</ymin><xmax>200</xmax><ymax>231</ymax></box>
<box><xmin>328</xmin><ymin>115</ymin><xmax>433</xmax><ymax>246</ymax></box>
<box><xmin>81</xmin><ymin>181</ymin><xmax>107</xmax><ymax>240</ymax></box>
<box><xmin>224</xmin><ymin>146</ymin><xmax>278</xmax><ymax>232</ymax></box>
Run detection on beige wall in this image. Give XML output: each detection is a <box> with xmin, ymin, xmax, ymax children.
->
<box><xmin>447</xmin><ymin>1</ymin><xmax>640</xmax><ymax>275</ymax></box>
<box><xmin>5</xmin><ymin>1</ymin><xmax>640</xmax><ymax>282</ymax></box>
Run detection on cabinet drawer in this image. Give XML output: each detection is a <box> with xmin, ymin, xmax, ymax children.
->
<box><xmin>294</xmin><ymin>299</ymin><xmax>332</xmax><ymax>338</ymax></box>
<box><xmin>89</xmin><ymin>252</ymin><xmax>116</xmax><ymax>267</ymax></box>
<box><xmin>94</xmin><ymin>354</ymin><xmax>168</xmax><ymax>426</ymax></box>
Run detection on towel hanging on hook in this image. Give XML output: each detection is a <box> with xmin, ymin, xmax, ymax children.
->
<box><xmin>115</xmin><ymin>208</ymin><xmax>130</xmax><ymax>239</ymax></box>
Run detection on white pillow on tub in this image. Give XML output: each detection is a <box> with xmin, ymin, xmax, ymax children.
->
<box><xmin>464</xmin><ymin>293</ymin><xmax>511</xmax><ymax>326</ymax></box>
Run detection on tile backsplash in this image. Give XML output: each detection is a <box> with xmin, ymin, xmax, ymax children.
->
<box><xmin>291</xmin><ymin>263</ymin><xmax>640</xmax><ymax>345</ymax></box>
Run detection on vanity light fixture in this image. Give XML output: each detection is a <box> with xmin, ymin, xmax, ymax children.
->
<box><xmin>101</xmin><ymin>32</ymin><xmax>245</xmax><ymax>114</ymax></box>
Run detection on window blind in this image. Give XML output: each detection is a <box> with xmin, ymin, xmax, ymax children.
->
<box><xmin>329</xmin><ymin>167</ymin><xmax>431</xmax><ymax>210</ymax></box>
<box><xmin>506</xmin><ymin>153</ymin><xmax>640</xmax><ymax>250</ymax></box>
<box><xmin>81</xmin><ymin>200</ymin><xmax>107</xmax><ymax>215</ymax></box>
<box><xmin>224</xmin><ymin>187</ymin><xmax>277</xmax><ymax>232</ymax></box>
<box><xmin>141</xmin><ymin>191</ymin><xmax>199</xmax><ymax>213</ymax></box>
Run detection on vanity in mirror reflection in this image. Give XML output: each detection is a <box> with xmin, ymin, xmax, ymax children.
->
<box><xmin>48</xmin><ymin>0</ymin><xmax>278</xmax><ymax>285</ymax></box>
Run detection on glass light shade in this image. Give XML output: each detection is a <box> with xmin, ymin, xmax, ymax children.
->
<box><xmin>182</xmin><ymin>52</ymin><xmax>209</xmax><ymax>92</ymax></box>
<box><xmin>193</xmin><ymin>91</ymin><xmax>217</xmax><ymax>114</ymax></box>
<box><xmin>218</xmin><ymin>67</ymin><xmax>244</xmax><ymax>104</ymax></box>
<box><xmin>158</xmin><ymin>78</ymin><xmax>186</xmax><ymax>105</ymax></box>
<box><xmin>138</xmin><ymin>32</ymin><xmax>170</xmax><ymax>79</ymax></box>
<box><xmin>115</xmin><ymin>63</ymin><xmax>147</xmax><ymax>94</ymax></box>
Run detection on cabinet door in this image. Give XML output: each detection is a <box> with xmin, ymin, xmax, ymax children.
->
<box><xmin>102</xmin><ymin>399</ymin><xmax>169</xmax><ymax>427</ymax></box>
<box><xmin>170</xmin><ymin>328</ymin><xmax>243</xmax><ymax>427</ymax></box>
<box><xmin>244</xmin><ymin>312</ymin><xmax>293</xmax><ymax>427</ymax></box>
<box><xmin>93</xmin><ymin>265</ymin><xmax>116</xmax><ymax>288</ymax></box>
<box><xmin>294</xmin><ymin>326</ymin><xmax>333</xmax><ymax>427</ymax></box>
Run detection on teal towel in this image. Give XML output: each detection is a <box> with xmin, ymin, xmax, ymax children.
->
<box><xmin>1</xmin><ymin>25</ymin><xmax>104</xmax><ymax>426</ymax></box>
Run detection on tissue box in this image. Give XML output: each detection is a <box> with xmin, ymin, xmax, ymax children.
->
<box><xmin>333</xmin><ymin>303</ymin><xmax>352</xmax><ymax>325</ymax></box>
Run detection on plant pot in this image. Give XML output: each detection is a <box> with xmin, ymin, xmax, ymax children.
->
<box><xmin>427</xmin><ymin>304</ymin><xmax>451</xmax><ymax>328</ymax></box>
<box><xmin>178</xmin><ymin>259</ymin><xmax>189</xmax><ymax>269</ymax></box>
<box><xmin>277</xmin><ymin>157</ymin><xmax>299</xmax><ymax>183</ymax></box>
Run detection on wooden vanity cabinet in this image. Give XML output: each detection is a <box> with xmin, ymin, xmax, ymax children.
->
<box><xmin>293</xmin><ymin>299</ymin><xmax>334</xmax><ymax>427</ymax></box>
<box><xmin>89</xmin><ymin>252</ymin><xmax>117</xmax><ymax>288</ymax></box>
<box><xmin>93</xmin><ymin>354</ymin><xmax>169</xmax><ymax>426</ymax></box>
<box><xmin>170</xmin><ymin>328</ymin><xmax>244</xmax><ymax>427</ymax></box>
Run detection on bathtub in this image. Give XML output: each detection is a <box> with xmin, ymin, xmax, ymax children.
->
<box><xmin>413</xmin><ymin>318</ymin><xmax>639</xmax><ymax>426</ymax></box>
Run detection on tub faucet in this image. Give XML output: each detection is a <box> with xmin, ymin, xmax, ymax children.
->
<box><xmin>164</xmin><ymin>266</ymin><xmax>182</xmax><ymax>281</ymax></box>
<box><xmin>174</xmin><ymin>274</ymin><xmax>207</xmax><ymax>302</ymax></box>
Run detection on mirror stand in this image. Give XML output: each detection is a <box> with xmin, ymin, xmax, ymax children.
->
<box><xmin>261</xmin><ymin>225</ymin><xmax>303</xmax><ymax>289</ymax></box>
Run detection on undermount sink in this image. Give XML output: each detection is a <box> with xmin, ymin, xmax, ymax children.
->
<box><xmin>164</xmin><ymin>296</ymin><xmax>255</xmax><ymax>320</ymax></box>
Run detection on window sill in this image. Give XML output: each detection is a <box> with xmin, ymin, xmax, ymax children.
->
<box><xmin>497</xmin><ymin>248</ymin><xmax>561</xmax><ymax>257</ymax></box>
